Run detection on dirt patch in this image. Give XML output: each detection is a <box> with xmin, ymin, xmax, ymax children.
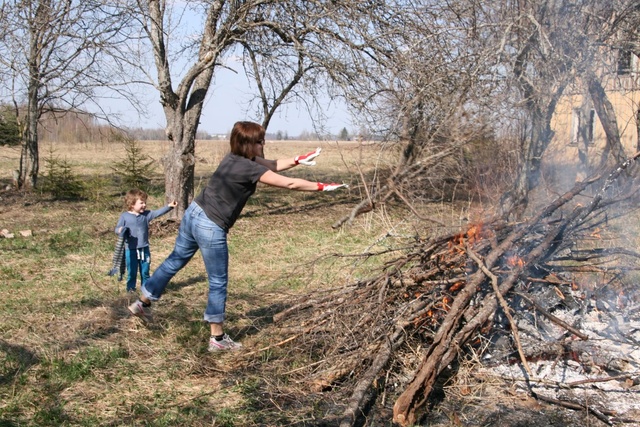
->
<box><xmin>149</xmin><ymin>218</ymin><xmax>180</xmax><ymax>238</ymax></box>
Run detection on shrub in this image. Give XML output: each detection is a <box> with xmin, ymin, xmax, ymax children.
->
<box><xmin>110</xmin><ymin>132</ymin><xmax>156</xmax><ymax>192</ymax></box>
<box><xmin>81</xmin><ymin>175</ymin><xmax>114</xmax><ymax>205</ymax></box>
<box><xmin>40</xmin><ymin>148</ymin><xmax>84</xmax><ymax>200</ymax></box>
<box><xmin>0</xmin><ymin>105</ymin><xmax>21</xmax><ymax>147</ymax></box>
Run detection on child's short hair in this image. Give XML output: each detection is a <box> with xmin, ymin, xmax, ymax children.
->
<box><xmin>124</xmin><ymin>188</ymin><xmax>148</xmax><ymax>210</ymax></box>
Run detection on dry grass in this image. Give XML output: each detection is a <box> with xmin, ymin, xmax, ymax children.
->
<box><xmin>1</xmin><ymin>138</ymin><xmax>472</xmax><ymax>426</ymax></box>
<box><xmin>3</xmin><ymin>139</ymin><xmax>634</xmax><ymax>426</ymax></box>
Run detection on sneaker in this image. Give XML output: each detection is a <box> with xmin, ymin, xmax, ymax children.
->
<box><xmin>128</xmin><ymin>300</ymin><xmax>152</xmax><ymax>322</ymax></box>
<box><xmin>208</xmin><ymin>334</ymin><xmax>243</xmax><ymax>352</ymax></box>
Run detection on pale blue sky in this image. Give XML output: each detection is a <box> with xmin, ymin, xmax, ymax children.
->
<box><xmin>101</xmin><ymin>4</ymin><xmax>352</xmax><ymax>137</ymax></box>
<box><xmin>108</xmin><ymin>63</ymin><xmax>351</xmax><ymax>137</ymax></box>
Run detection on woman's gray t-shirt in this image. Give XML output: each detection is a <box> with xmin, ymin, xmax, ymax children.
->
<box><xmin>194</xmin><ymin>153</ymin><xmax>269</xmax><ymax>231</ymax></box>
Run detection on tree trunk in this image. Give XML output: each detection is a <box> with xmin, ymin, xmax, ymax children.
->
<box><xmin>18</xmin><ymin>1</ymin><xmax>46</xmax><ymax>188</ymax></box>
<box><xmin>636</xmin><ymin>109</ymin><xmax>640</xmax><ymax>152</ymax></box>
<box><xmin>587</xmin><ymin>72</ymin><xmax>626</xmax><ymax>165</ymax></box>
<box><xmin>19</xmin><ymin>117</ymin><xmax>39</xmax><ymax>189</ymax></box>
<box><xmin>19</xmin><ymin>33</ymin><xmax>41</xmax><ymax>189</ymax></box>
<box><xmin>576</xmin><ymin>97</ymin><xmax>594</xmax><ymax>182</ymax></box>
<box><xmin>504</xmin><ymin>31</ymin><xmax>567</xmax><ymax>220</ymax></box>
<box><xmin>147</xmin><ymin>0</ymin><xmax>222</xmax><ymax>219</ymax></box>
<box><xmin>162</xmin><ymin>123</ymin><xmax>196</xmax><ymax>220</ymax></box>
<box><xmin>161</xmin><ymin>70</ymin><xmax>212</xmax><ymax>219</ymax></box>
<box><xmin>504</xmin><ymin>91</ymin><xmax>562</xmax><ymax>221</ymax></box>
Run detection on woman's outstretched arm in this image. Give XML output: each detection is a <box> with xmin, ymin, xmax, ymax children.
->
<box><xmin>254</xmin><ymin>148</ymin><xmax>321</xmax><ymax>172</ymax></box>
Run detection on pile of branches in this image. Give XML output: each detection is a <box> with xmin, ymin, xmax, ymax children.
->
<box><xmin>268</xmin><ymin>153</ymin><xmax>640</xmax><ymax>426</ymax></box>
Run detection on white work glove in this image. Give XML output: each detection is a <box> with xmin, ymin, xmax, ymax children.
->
<box><xmin>317</xmin><ymin>182</ymin><xmax>349</xmax><ymax>191</ymax></box>
<box><xmin>295</xmin><ymin>147</ymin><xmax>322</xmax><ymax>166</ymax></box>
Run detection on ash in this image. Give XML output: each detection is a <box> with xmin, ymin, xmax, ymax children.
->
<box><xmin>479</xmin><ymin>282</ymin><xmax>640</xmax><ymax>424</ymax></box>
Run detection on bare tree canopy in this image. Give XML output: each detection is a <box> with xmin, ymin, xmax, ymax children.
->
<box><xmin>0</xmin><ymin>0</ymin><xmax>140</xmax><ymax>188</ymax></box>
<box><xmin>120</xmin><ymin>0</ymin><xmax>447</xmax><ymax>218</ymax></box>
<box><xmin>330</xmin><ymin>0</ymin><xmax>640</xmax><ymax>224</ymax></box>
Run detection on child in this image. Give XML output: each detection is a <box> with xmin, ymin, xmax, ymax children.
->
<box><xmin>115</xmin><ymin>189</ymin><xmax>177</xmax><ymax>292</ymax></box>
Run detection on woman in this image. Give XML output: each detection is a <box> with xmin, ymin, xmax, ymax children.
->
<box><xmin>128</xmin><ymin>121</ymin><xmax>347</xmax><ymax>351</ymax></box>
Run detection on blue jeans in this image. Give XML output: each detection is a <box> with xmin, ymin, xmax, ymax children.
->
<box><xmin>125</xmin><ymin>247</ymin><xmax>150</xmax><ymax>292</ymax></box>
<box><xmin>141</xmin><ymin>202</ymin><xmax>229</xmax><ymax>323</ymax></box>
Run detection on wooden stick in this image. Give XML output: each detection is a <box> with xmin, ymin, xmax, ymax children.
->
<box><xmin>515</xmin><ymin>292</ymin><xmax>589</xmax><ymax>340</ymax></box>
<box><xmin>467</xmin><ymin>247</ymin><xmax>533</xmax><ymax>378</ymax></box>
<box><xmin>533</xmin><ymin>392</ymin><xmax>613</xmax><ymax>425</ymax></box>
<box><xmin>245</xmin><ymin>319</ymin><xmax>330</xmax><ymax>356</ymax></box>
<box><xmin>567</xmin><ymin>374</ymin><xmax>636</xmax><ymax>387</ymax></box>
<box><xmin>243</xmin><ymin>334</ymin><xmax>301</xmax><ymax>356</ymax></box>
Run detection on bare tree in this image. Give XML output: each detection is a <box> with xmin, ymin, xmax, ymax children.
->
<box><xmin>126</xmin><ymin>0</ymin><xmax>404</xmax><ymax>218</ymax></box>
<box><xmin>330</xmin><ymin>0</ymin><xmax>639</xmax><ymax>225</ymax></box>
<box><xmin>491</xmin><ymin>0</ymin><xmax>637</xmax><ymax>218</ymax></box>
<box><xmin>0</xmin><ymin>0</ymin><xmax>137</xmax><ymax>189</ymax></box>
<box><xmin>330</xmin><ymin>1</ymin><xmax>507</xmax><ymax>227</ymax></box>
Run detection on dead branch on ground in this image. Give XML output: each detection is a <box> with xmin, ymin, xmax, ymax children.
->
<box><xmin>263</xmin><ymin>152</ymin><xmax>640</xmax><ymax>426</ymax></box>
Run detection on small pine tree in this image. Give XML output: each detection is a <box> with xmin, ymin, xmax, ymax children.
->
<box><xmin>339</xmin><ymin>127</ymin><xmax>350</xmax><ymax>141</ymax></box>
<box><xmin>111</xmin><ymin>133</ymin><xmax>156</xmax><ymax>191</ymax></box>
<box><xmin>40</xmin><ymin>147</ymin><xmax>84</xmax><ymax>199</ymax></box>
<box><xmin>0</xmin><ymin>105</ymin><xmax>21</xmax><ymax>147</ymax></box>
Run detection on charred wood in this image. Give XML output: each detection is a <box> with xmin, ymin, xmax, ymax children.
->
<box><xmin>515</xmin><ymin>292</ymin><xmax>589</xmax><ymax>340</ymax></box>
<box><xmin>263</xmin><ymin>152</ymin><xmax>640</xmax><ymax>427</ymax></box>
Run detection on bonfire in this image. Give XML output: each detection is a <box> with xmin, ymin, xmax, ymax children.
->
<box><xmin>250</xmin><ymin>152</ymin><xmax>640</xmax><ymax>426</ymax></box>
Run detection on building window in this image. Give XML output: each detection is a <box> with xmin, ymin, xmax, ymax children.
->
<box><xmin>586</xmin><ymin>109</ymin><xmax>595</xmax><ymax>143</ymax></box>
<box><xmin>617</xmin><ymin>49</ymin><xmax>638</xmax><ymax>75</ymax></box>
<box><xmin>571</xmin><ymin>108</ymin><xmax>595</xmax><ymax>145</ymax></box>
<box><xmin>571</xmin><ymin>109</ymin><xmax>580</xmax><ymax>145</ymax></box>
<box><xmin>636</xmin><ymin>110</ymin><xmax>640</xmax><ymax>152</ymax></box>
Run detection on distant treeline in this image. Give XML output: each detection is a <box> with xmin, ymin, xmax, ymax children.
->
<box><xmin>33</xmin><ymin>112</ymin><xmax>348</xmax><ymax>143</ymax></box>
<box><xmin>37</xmin><ymin>113</ymin><xmax>212</xmax><ymax>144</ymax></box>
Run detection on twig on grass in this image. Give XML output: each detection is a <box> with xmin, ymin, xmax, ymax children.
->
<box><xmin>246</xmin><ymin>316</ymin><xmax>335</xmax><ymax>357</ymax></box>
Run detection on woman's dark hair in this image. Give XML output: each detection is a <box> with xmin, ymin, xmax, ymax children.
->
<box><xmin>229</xmin><ymin>121</ymin><xmax>265</xmax><ymax>158</ymax></box>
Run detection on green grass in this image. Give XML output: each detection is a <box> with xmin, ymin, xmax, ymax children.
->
<box><xmin>46</xmin><ymin>346</ymin><xmax>129</xmax><ymax>383</ymax></box>
<box><xmin>0</xmin><ymin>140</ymin><xmax>425</xmax><ymax>426</ymax></box>
<box><xmin>5</xmin><ymin>139</ymin><xmax>633</xmax><ymax>425</ymax></box>
<box><xmin>0</xmin><ymin>138</ymin><xmax>496</xmax><ymax>426</ymax></box>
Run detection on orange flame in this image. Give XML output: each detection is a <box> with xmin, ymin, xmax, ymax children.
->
<box><xmin>506</xmin><ymin>255</ymin><xmax>524</xmax><ymax>268</ymax></box>
<box><xmin>449</xmin><ymin>281</ymin><xmax>464</xmax><ymax>293</ymax></box>
<box><xmin>443</xmin><ymin>296</ymin><xmax>453</xmax><ymax>310</ymax></box>
<box><xmin>449</xmin><ymin>223</ymin><xmax>487</xmax><ymax>254</ymax></box>
<box><xmin>467</xmin><ymin>224</ymin><xmax>481</xmax><ymax>245</ymax></box>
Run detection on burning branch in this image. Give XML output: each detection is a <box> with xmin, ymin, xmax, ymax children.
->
<box><xmin>467</xmin><ymin>247</ymin><xmax>533</xmax><ymax>377</ymax></box>
<box><xmin>262</xmin><ymin>151</ymin><xmax>640</xmax><ymax>426</ymax></box>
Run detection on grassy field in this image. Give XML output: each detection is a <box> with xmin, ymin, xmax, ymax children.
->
<box><xmin>0</xmin><ymin>139</ymin><xmax>476</xmax><ymax>426</ymax></box>
<box><xmin>5</xmin><ymin>138</ymin><xmax>639</xmax><ymax>426</ymax></box>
